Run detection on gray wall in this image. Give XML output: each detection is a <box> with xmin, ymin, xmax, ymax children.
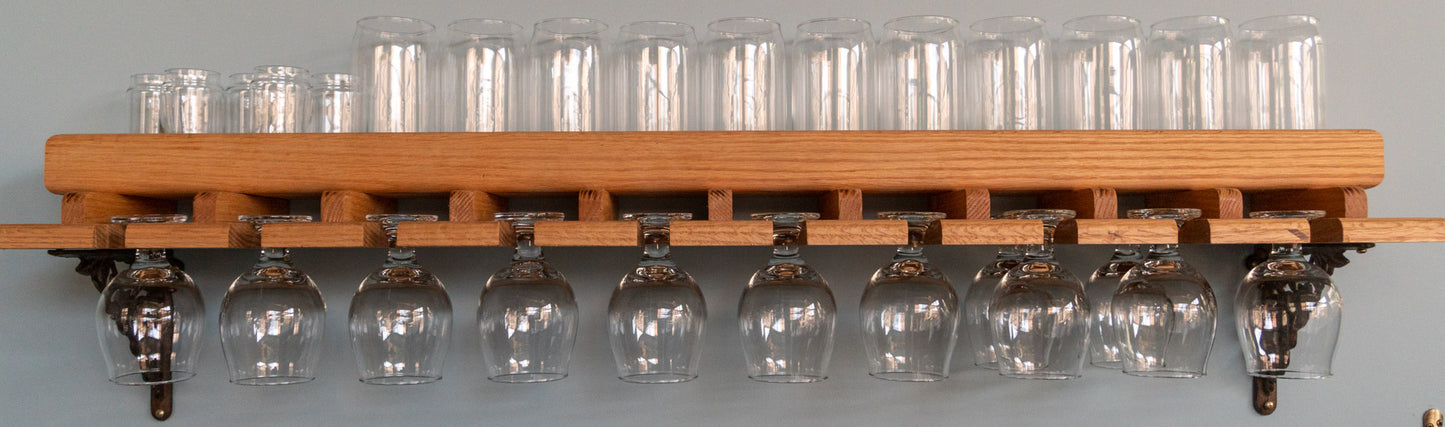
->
<box><xmin>2</xmin><ymin>0</ymin><xmax>1442</xmax><ymax>425</ymax></box>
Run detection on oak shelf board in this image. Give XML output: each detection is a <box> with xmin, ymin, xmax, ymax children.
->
<box><xmin>6</xmin><ymin>217</ymin><xmax>1445</xmax><ymax>249</ymax></box>
<box><xmin>45</xmin><ymin>130</ymin><xmax>1383</xmax><ymax>198</ymax></box>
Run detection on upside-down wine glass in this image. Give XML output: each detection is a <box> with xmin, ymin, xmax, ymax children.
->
<box><xmin>220</xmin><ymin>215</ymin><xmax>325</xmax><ymax>385</ymax></box>
<box><xmin>739</xmin><ymin>212</ymin><xmax>836</xmax><ymax>382</ymax></box>
<box><xmin>1086</xmin><ymin>244</ymin><xmax>1143</xmax><ymax>368</ymax></box>
<box><xmin>1113</xmin><ymin>208</ymin><xmax>1216</xmax><ymax>378</ymax></box>
<box><xmin>963</xmin><ymin>232</ymin><xmax>1024</xmax><ymax>369</ymax></box>
<box><xmin>96</xmin><ymin>214</ymin><xmax>204</xmax><ymax>385</ymax></box>
<box><xmin>480</xmin><ymin>212</ymin><xmax>579</xmax><ymax>383</ymax></box>
<box><xmin>859</xmin><ymin>211</ymin><xmax>958</xmax><ymax>381</ymax></box>
<box><xmin>608</xmin><ymin>213</ymin><xmax>706</xmax><ymax>383</ymax></box>
<box><xmin>1237</xmin><ymin>210</ymin><xmax>1342</xmax><ymax>379</ymax></box>
<box><xmin>990</xmin><ymin>209</ymin><xmax>1089</xmax><ymax>379</ymax></box>
<box><xmin>349</xmin><ymin>214</ymin><xmax>453</xmax><ymax>385</ymax></box>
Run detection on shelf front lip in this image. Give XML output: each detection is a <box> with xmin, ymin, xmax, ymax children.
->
<box><xmin>8</xmin><ymin>218</ymin><xmax>1445</xmax><ymax>249</ymax></box>
<box><xmin>44</xmin><ymin>130</ymin><xmax>1383</xmax><ymax>198</ymax></box>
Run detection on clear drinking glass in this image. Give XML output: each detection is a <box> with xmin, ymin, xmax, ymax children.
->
<box><xmin>615</xmin><ymin>21</ymin><xmax>695</xmax><ymax>131</ymax></box>
<box><xmin>963</xmin><ymin>243</ymin><xmax>1024</xmax><ymax>368</ymax></box>
<box><xmin>353</xmin><ymin>16</ymin><xmax>435</xmax><ymax>132</ymax></box>
<box><xmin>248</xmin><ymin>65</ymin><xmax>310</xmax><ymax>133</ymax></box>
<box><xmin>1086</xmin><ymin>245</ymin><xmax>1142</xmax><ymax>368</ymax></box>
<box><xmin>1237</xmin><ymin>210</ymin><xmax>1342</xmax><ymax>379</ymax></box>
<box><xmin>310</xmin><ymin>73</ymin><xmax>357</xmax><ymax>133</ymax></box>
<box><xmin>791</xmin><ymin>18</ymin><xmax>873</xmax><ymax>130</ymax></box>
<box><xmin>220</xmin><ymin>215</ymin><xmax>325</xmax><ymax>385</ymax></box>
<box><xmin>1054</xmin><ymin>15</ymin><xmax>1141</xmax><ymax>130</ymax></box>
<box><xmin>1113</xmin><ymin>208</ymin><xmax>1216</xmax><ymax>378</ymax></box>
<box><xmin>700</xmin><ymin>17</ymin><xmax>787</xmax><ymax>130</ymax></box>
<box><xmin>876</xmin><ymin>16</ymin><xmax>962</xmax><ymax>130</ymax></box>
<box><xmin>162</xmin><ymin>68</ymin><xmax>221</xmax><ymax>133</ymax></box>
<box><xmin>96</xmin><ymin>214</ymin><xmax>204</xmax><ymax>385</ymax></box>
<box><xmin>481</xmin><ymin>212</ymin><xmax>579</xmax><ymax>383</ymax></box>
<box><xmin>859</xmin><ymin>212</ymin><xmax>958</xmax><ymax>381</ymax></box>
<box><xmin>1143</xmin><ymin>16</ymin><xmax>1230</xmax><ymax>130</ymax></box>
<box><xmin>224</xmin><ymin>73</ymin><xmax>256</xmax><ymax>133</ymax></box>
<box><xmin>129</xmin><ymin>73</ymin><xmax>169</xmax><ymax>134</ymax></box>
<box><xmin>965</xmin><ymin>16</ymin><xmax>1049</xmax><ymax>130</ymax></box>
<box><xmin>609</xmin><ymin>213</ymin><xmax>706</xmax><ymax>383</ymax></box>
<box><xmin>529</xmin><ymin>18</ymin><xmax>608</xmax><ymax>131</ymax></box>
<box><xmin>445</xmin><ymin>19</ymin><xmax>522</xmax><ymax>132</ymax></box>
<box><xmin>739</xmin><ymin>212</ymin><xmax>836</xmax><ymax>383</ymax></box>
<box><xmin>990</xmin><ymin>209</ymin><xmax>1088</xmax><ymax>379</ymax></box>
<box><xmin>1236</xmin><ymin>15</ymin><xmax>1323</xmax><ymax>130</ymax></box>
<box><xmin>349</xmin><ymin>214</ymin><xmax>452</xmax><ymax>385</ymax></box>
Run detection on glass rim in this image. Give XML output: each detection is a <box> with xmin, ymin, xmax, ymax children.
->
<box><xmin>356</xmin><ymin>16</ymin><xmax>436</xmax><ymax>36</ymax></box>
<box><xmin>163</xmin><ymin>68</ymin><xmax>219</xmax><ymax>84</ymax></box>
<box><xmin>619</xmin><ymin>20</ymin><xmax>696</xmax><ymax>38</ymax></box>
<box><xmin>535</xmin><ymin>17</ymin><xmax>608</xmax><ymax>36</ymax></box>
<box><xmin>310</xmin><ymin>73</ymin><xmax>353</xmax><ymax>87</ymax></box>
<box><xmin>883</xmin><ymin>15</ymin><xmax>959</xmax><ymax>35</ymax></box>
<box><xmin>707</xmin><ymin>17</ymin><xmax>782</xmax><ymax>36</ymax></box>
<box><xmin>130</xmin><ymin>73</ymin><xmax>168</xmax><ymax>85</ymax></box>
<box><xmin>449</xmin><ymin>18</ymin><xmax>524</xmax><ymax>37</ymax></box>
<box><xmin>111</xmin><ymin>214</ymin><xmax>189</xmax><ymax>224</ymax></box>
<box><xmin>621</xmin><ymin>212</ymin><xmax>694</xmax><ymax>221</ymax></box>
<box><xmin>750</xmin><ymin>212</ymin><xmax>822</xmax><ymax>221</ymax></box>
<box><xmin>252</xmin><ymin>65</ymin><xmax>309</xmax><ymax>77</ymax></box>
<box><xmin>1127</xmin><ymin>208</ymin><xmax>1202</xmax><ymax>220</ymax></box>
<box><xmin>364</xmin><ymin>214</ymin><xmax>439</xmax><ymax>223</ymax></box>
<box><xmin>1249</xmin><ymin>210</ymin><xmax>1326</xmax><ymax>220</ymax></box>
<box><xmin>1062</xmin><ymin>14</ymin><xmax>1141</xmax><ymax>36</ymax></box>
<box><xmin>877</xmin><ymin>211</ymin><xmax>946</xmax><ymax>221</ymax></box>
<box><xmin>238</xmin><ymin>214</ymin><xmax>313</xmax><ymax>224</ymax></box>
<box><xmin>1238</xmin><ymin>14</ymin><xmax>1319</xmax><ymax>39</ymax></box>
<box><xmin>796</xmin><ymin>17</ymin><xmax>872</xmax><ymax>36</ymax></box>
<box><xmin>969</xmin><ymin>16</ymin><xmax>1046</xmax><ymax>35</ymax></box>
<box><xmin>494</xmin><ymin>211</ymin><xmax>566</xmax><ymax>222</ymax></box>
<box><xmin>1150</xmin><ymin>15</ymin><xmax>1230</xmax><ymax>33</ymax></box>
<box><xmin>110</xmin><ymin>370</ymin><xmax>197</xmax><ymax>385</ymax></box>
<box><xmin>1001</xmin><ymin>209</ymin><xmax>1076</xmax><ymax>221</ymax></box>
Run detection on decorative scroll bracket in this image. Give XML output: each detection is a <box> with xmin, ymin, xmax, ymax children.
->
<box><xmin>47</xmin><ymin>248</ymin><xmax>184</xmax><ymax>422</ymax></box>
<box><xmin>1244</xmin><ymin>243</ymin><xmax>1373</xmax><ymax>416</ymax></box>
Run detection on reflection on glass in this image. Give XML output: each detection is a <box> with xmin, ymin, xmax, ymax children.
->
<box><xmin>791</xmin><ymin>18</ymin><xmax>873</xmax><ymax>130</ymax></box>
<box><xmin>876</xmin><ymin>16</ymin><xmax>962</xmax><ymax>130</ymax></box>
<box><xmin>1144</xmin><ymin>16</ymin><xmax>1230</xmax><ymax>130</ymax></box>
<box><xmin>96</xmin><ymin>214</ymin><xmax>204</xmax><ymax>385</ymax></box>
<box><xmin>739</xmin><ymin>212</ymin><xmax>835</xmax><ymax>382</ymax></box>
<box><xmin>859</xmin><ymin>212</ymin><xmax>958</xmax><ymax>381</ymax></box>
<box><xmin>1237</xmin><ymin>210</ymin><xmax>1342</xmax><ymax>379</ymax></box>
<box><xmin>480</xmin><ymin>212</ymin><xmax>579</xmax><ymax>383</ymax></box>
<box><xmin>700</xmin><ymin>17</ymin><xmax>787</xmax><ymax>130</ymax></box>
<box><xmin>608</xmin><ymin>213</ymin><xmax>706</xmax><ymax>383</ymax></box>
<box><xmin>529</xmin><ymin>18</ymin><xmax>608</xmax><ymax>131</ymax></box>
<box><xmin>220</xmin><ymin>215</ymin><xmax>325</xmax><ymax>385</ymax></box>
<box><xmin>1086</xmin><ymin>245</ymin><xmax>1142</xmax><ymax>368</ymax></box>
<box><xmin>1236</xmin><ymin>15</ymin><xmax>1323</xmax><ymax>130</ymax></box>
<box><xmin>353</xmin><ymin>16</ymin><xmax>435</xmax><ymax>132</ymax></box>
<box><xmin>964</xmin><ymin>243</ymin><xmax>1024</xmax><ymax>369</ymax></box>
<box><xmin>990</xmin><ymin>209</ymin><xmax>1088</xmax><ymax>379</ymax></box>
<box><xmin>1054</xmin><ymin>15</ymin><xmax>1141</xmax><ymax>130</ymax></box>
<box><xmin>1113</xmin><ymin>208</ymin><xmax>1216</xmax><ymax>378</ymax></box>
<box><xmin>349</xmin><ymin>214</ymin><xmax>452</xmax><ymax>385</ymax></box>
<box><xmin>965</xmin><ymin>16</ymin><xmax>1048</xmax><ymax>130</ymax></box>
<box><xmin>445</xmin><ymin>19</ymin><xmax>522</xmax><ymax>132</ymax></box>
<box><xmin>615</xmin><ymin>21</ymin><xmax>695</xmax><ymax>131</ymax></box>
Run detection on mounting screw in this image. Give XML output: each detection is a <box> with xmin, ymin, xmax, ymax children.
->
<box><xmin>1426</xmin><ymin>409</ymin><xmax>1442</xmax><ymax>427</ymax></box>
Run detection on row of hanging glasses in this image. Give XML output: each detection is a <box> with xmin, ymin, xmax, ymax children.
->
<box><xmin>95</xmin><ymin>209</ymin><xmax>1342</xmax><ymax>386</ymax></box>
<box><xmin>128</xmin><ymin>13</ymin><xmax>1323</xmax><ymax>133</ymax></box>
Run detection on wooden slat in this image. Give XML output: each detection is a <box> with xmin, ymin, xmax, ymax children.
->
<box><xmin>671</xmin><ymin>220</ymin><xmax>772</xmax><ymax>246</ymax></box>
<box><xmin>804</xmin><ymin>220</ymin><xmax>906</xmax><ymax>245</ymax></box>
<box><xmin>1145</xmin><ymin>188</ymin><xmax>1244</xmax><ymax>219</ymax></box>
<box><xmin>320</xmin><ymin>191</ymin><xmax>395</xmax><ymax>223</ymax></box>
<box><xmin>707</xmin><ymin>189</ymin><xmax>734</xmax><ymax>220</ymax></box>
<box><xmin>0</xmin><ymin>224</ymin><xmax>123</xmax><ymax>249</ymax></box>
<box><xmin>61</xmin><ymin>192</ymin><xmax>175</xmax><ymax>224</ymax></box>
<box><xmin>125</xmin><ymin>223</ymin><xmax>258</xmax><ymax>248</ymax></box>
<box><xmin>192</xmin><ymin>192</ymin><xmax>289</xmax><ymax>223</ymax></box>
<box><xmin>931</xmin><ymin>189</ymin><xmax>991</xmax><ymax>220</ymax></box>
<box><xmin>448</xmin><ymin>190</ymin><xmax>507</xmax><ymax>222</ymax></box>
<box><xmin>44</xmin><ymin>131</ymin><xmax>1385</xmax><ymax>197</ymax></box>
<box><xmin>1252</xmin><ymin>187</ymin><xmax>1368</xmax><ymax>219</ymax></box>
<box><xmin>1180</xmin><ymin>219</ymin><xmax>1310</xmax><ymax>244</ymax></box>
<box><xmin>820</xmin><ymin>189</ymin><xmax>863</xmax><ymax>220</ymax></box>
<box><xmin>262</xmin><ymin>222</ymin><xmax>386</xmax><ymax>248</ymax></box>
<box><xmin>1056</xmin><ymin>219</ymin><xmax>1179</xmax><ymax>245</ymax></box>
<box><xmin>939</xmin><ymin>219</ymin><xmax>1043</xmax><ymax>245</ymax></box>
<box><xmin>396</xmin><ymin>221</ymin><xmax>502</xmax><ymax>247</ymax></box>
<box><xmin>1310</xmin><ymin>218</ymin><xmax>1445</xmax><ymax>243</ymax></box>
<box><xmin>578</xmin><ymin>190</ymin><xmax>617</xmax><ymax>221</ymax></box>
<box><xmin>1040</xmin><ymin>188</ymin><xmax>1118</xmax><ymax>219</ymax></box>
<box><xmin>534</xmin><ymin>221</ymin><xmax>636</xmax><ymax>246</ymax></box>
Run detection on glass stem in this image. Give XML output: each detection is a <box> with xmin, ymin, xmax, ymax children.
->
<box><xmin>638</xmin><ymin>219</ymin><xmax>675</xmax><ymax>267</ymax></box>
<box><xmin>893</xmin><ymin>220</ymin><xmax>928</xmax><ymax>262</ymax></box>
<box><xmin>1148</xmin><ymin>243</ymin><xmax>1183</xmax><ymax>261</ymax></box>
<box><xmin>385</xmin><ymin>247</ymin><xmax>417</xmax><ymax>267</ymax></box>
<box><xmin>512</xmin><ymin>220</ymin><xmax>544</xmax><ymax>262</ymax></box>
<box><xmin>133</xmin><ymin>248</ymin><xmax>170</xmax><ymax>268</ymax></box>
<box><xmin>1271</xmin><ymin>243</ymin><xmax>1307</xmax><ymax>261</ymax></box>
<box><xmin>769</xmin><ymin>219</ymin><xmax>806</xmax><ymax>266</ymax></box>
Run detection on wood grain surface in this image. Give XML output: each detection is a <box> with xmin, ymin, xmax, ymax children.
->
<box><xmin>0</xmin><ymin>224</ymin><xmax>122</xmax><ymax>249</ymax></box>
<box><xmin>320</xmin><ymin>191</ymin><xmax>396</xmax><ymax>222</ymax></box>
<box><xmin>1252</xmin><ymin>187</ymin><xmax>1368</xmax><ymax>218</ymax></box>
<box><xmin>1180</xmin><ymin>219</ymin><xmax>1311</xmax><ymax>244</ymax></box>
<box><xmin>707</xmin><ymin>189</ymin><xmax>734</xmax><ymax>220</ymax></box>
<box><xmin>61</xmin><ymin>192</ymin><xmax>176</xmax><ymax>224</ymax></box>
<box><xmin>939</xmin><ymin>219</ymin><xmax>1043</xmax><ymax>245</ymax></box>
<box><xmin>124</xmin><ymin>223</ymin><xmax>258</xmax><ymax>248</ymax></box>
<box><xmin>192</xmin><ymin>192</ymin><xmax>289</xmax><ymax>223</ymax></box>
<box><xmin>671</xmin><ymin>220</ymin><xmax>772</xmax><ymax>246</ymax></box>
<box><xmin>820</xmin><ymin>189</ymin><xmax>863</xmax><ymax>220</ymax></box>
<box><xmin>931</xmin><ymin>189</ymin><xmax>991</xmax><ymax>220</ymax></box>
<box><xmin>448</xmin><ymin>191</ymin><xmax>507</xmax><ymax>222</ymax></box>
<box><xmin>1145</xmin><ymin>188</ymin><xmax>1244</xmax><ymax>219</ymax></box>
<box><xmin>1041</xmin><ymin>188</ymin><xmax>1118</xmax><ymax>219</ymax></box>
<box><xmin>262</xmin><ymin>222</ymin><xmax>386</xmax><ymax>248</ymax></box>
<box><xmin>804</xmin><ymin>220</ymin><xmax>907</xmax><ymax>245</ymax></box>
<box><xmin>1056</xmin><ymin>219</ymin><xmax>1179</xmax><ymax>245</ymax></box>
<box><xmin>396</xmin><ymin>221</ymin><xmax>502</xmax><ymax>247</ymax></box>
<box><xmin>1310</xmin><ymin>218</ymin><xmax>1445</xmax><ymax>243</ymax></box>
<box><xmin>44</xmin><ymin>130</ymin><xmax>1385</xmax><ymax>197</ymax></box>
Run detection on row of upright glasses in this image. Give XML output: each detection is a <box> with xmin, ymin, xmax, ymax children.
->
<box><xmin>93</xmin><ymin>208</ymin><xmax>1343</xmax><ymax>387</ymax></box>
<box><xmin>127</xmin><ymin>66</ymin><xmax>357</xmax><ymax>134</ymax></box>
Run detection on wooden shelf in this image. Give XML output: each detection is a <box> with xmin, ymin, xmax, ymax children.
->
<box><xmin>2</xmin><ymin>130</ymin><xmax>1439</xmax><ymax>249</ymax></box>
<box><xmin>6</xmin><ymin>218</ymin><xmax>1444</xmax><ymax>249</ymax></box>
